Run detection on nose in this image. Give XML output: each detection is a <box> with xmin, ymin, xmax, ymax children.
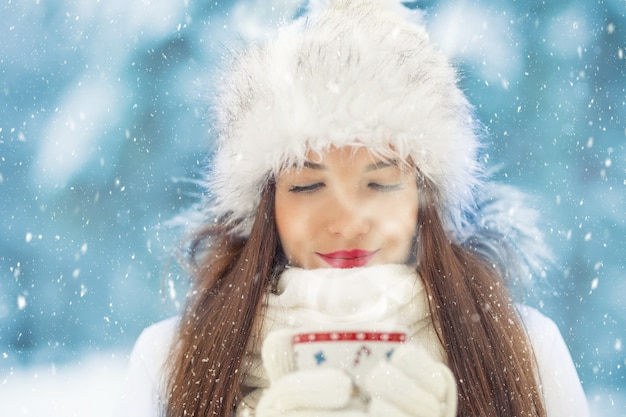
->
<box><xmin>326</xmin><ymin>192</ymin><xmax>371</xmax><ymax>239</ymax></box>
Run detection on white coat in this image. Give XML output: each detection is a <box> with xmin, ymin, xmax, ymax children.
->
<box><xmin>114</xmin><ymin>266</ymin><xmax>590</xmax><ymax>417</ymax></box>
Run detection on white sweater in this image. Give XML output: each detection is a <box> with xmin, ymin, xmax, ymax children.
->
<box><xmin>114</xmin><ymin>265</ymin><xmax>590</xmax><ymax>416</ymax></box>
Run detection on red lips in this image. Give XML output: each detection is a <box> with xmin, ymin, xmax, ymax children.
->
<box><xmin>317</xmin><ymin>249</ymin><xmax>379</xmax><ymax>268</ymax></box>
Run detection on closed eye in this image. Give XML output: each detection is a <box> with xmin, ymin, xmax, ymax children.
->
<box><xmin>289</xmin><ymin>183</ymin><xmax>325</xmax><ymax>193</ymax></box>
<box><xmin>368</xmin><ymin>182</ymin><xmax>402</xmax><ymax>191</ymax></box>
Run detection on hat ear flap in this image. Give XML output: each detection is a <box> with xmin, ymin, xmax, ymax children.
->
<box><xmin>462</xmin><ymin>183</ymin><xmax>553</xmax><ymax>289</ymax></box>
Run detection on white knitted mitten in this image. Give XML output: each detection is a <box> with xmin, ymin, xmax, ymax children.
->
<box><xmin>364</xmin><ymin>343</ymin><xmax>457</xmax><ymax>417</ymax></box>
<box><xmin>256</xmin><ymin>329</ymin><xmax>366</xmax><ymax>417</ymax></box>
<box><xmin>257</xmin><ymin>329</ymin><xmax>457</xmax><ymax>417</ymax></box>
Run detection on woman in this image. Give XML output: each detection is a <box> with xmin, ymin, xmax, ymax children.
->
<box><xmin>116</xmin><ymin>1</ymin><xmax>589</xmax><ymax>416</ymax></box>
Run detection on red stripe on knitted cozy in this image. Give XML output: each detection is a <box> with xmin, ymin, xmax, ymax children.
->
<box><xmin>292</xmin><ymin>331</ymin><xmax>406</xmax><ymax>344</ymax></box>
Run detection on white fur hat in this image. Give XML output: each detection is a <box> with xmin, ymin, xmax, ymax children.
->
<box><xmin>208</xmin><ymin>0</ymin><xmax>485</xmax><ymax>240</ymax></box>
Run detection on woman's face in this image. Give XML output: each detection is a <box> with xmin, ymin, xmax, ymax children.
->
<box><xmin>274</xmin><ymin>146</ymin><xmax>419</xmax><ymax>269</ymax></box>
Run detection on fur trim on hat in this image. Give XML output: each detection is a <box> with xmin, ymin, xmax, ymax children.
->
<box><xmin>208</xmin><ymin>0</ymin><xmax>484</xmax><ymax>238</ymax></box>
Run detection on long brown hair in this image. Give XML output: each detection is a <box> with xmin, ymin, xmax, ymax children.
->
<box><xmin>416</xmin><ymin>181</ymin><xmax>546</xmax><ymax>416</ymax></box>
<box><xmin>164</xmin><ymin>178</ymin><xmax>546</xmax><ymax>417</ymax></box>
<box><xmin>164</xmin><ymin>180</ymin><xmax>280</xmax><ymax>417</ymax></box>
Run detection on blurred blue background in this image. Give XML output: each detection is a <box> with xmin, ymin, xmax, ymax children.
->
<box><xmin>1</xmin><ymin>0</ymin><xmax>624</xmax><ymax>415</ymax></box>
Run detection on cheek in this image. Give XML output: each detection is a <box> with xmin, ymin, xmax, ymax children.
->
<box><xmin>275</xmin><ymin>216</ymin><xmax>300</xmax><ymax>252</ymax></box>
<box><xmin>384</xmin><ymin>212</ymin><xmax>417</xmax><ymax>243</ymax></box>
<box><xmin>274</xmin><ymin>194</ymin><xmax>295</xmax><ymax>249</ymax></box>
<box><xmin>384</xmin><ymin>195</ymin><xmax>418</xmax><ymax>245</ymax></box>
<box><xmin>274</xmin><ymin>193</ymin><xmax>316</xmax><ymax>257</ymax></box>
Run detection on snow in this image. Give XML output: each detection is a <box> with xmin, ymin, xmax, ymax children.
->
<box><xmin>0</xmin><ymin>353</ymin><xmax>127</xmax><ymax>417</ymax></box>
<box><xmin>33</xmin><ymin>76</ymin><xmax>124</xmax><ymax>188</ymax></box>
<box><xmin>428</xmin><ymin>1</ymin><xmax>523</xmax><ymax>86</ymax></box>
<box><xmin>1</xmin><ymin>0</ymin><xmax>624</xmax><ymax>414</ymax></box>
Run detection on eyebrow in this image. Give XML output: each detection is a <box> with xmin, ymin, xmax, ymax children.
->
<box><xmin>300</xmin><ymin>160</ymin><xmax>397</xmax><ymax>171</ymax></box>
<box><xmin>302</xmin><ymin>161</ymin><xmax>327</xmax><ymax>170</ymax></box>
<box><xmin>364</xmin><ymin>160</ymin><xmax>396</xmax><ymax>172</ymax></box>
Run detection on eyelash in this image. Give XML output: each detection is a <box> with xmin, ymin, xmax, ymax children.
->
<box><xmin>289</xmin><ymin>183</ymin><xmax>401</xmax><ymax>193</ymax></box>
<box><xmin>369</xmin><ymin>183</ymin><xmax>401</xmax><ymax>191</ymax></box>
<box><xmin>289</xmin><ymin>183</ymin><xmax>324</xmax><ymax>193</ymax></box>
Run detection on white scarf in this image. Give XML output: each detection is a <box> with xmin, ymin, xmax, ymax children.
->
<box><xmin>239</xmin><ymin>264</ymin><xmax>444</xmax><ymax>411</ymax></box>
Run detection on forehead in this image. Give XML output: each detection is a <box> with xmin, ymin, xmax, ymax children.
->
<box><xmin>297</xmin><ymin>145</ymin><xmax>408</xmax><ymax>169</ymax></box>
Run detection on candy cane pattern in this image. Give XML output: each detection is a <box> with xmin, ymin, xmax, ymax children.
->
<box><xmin>353</xmin><ymin>345</ymin><xmax>372</xmax><ymax>366</ymax></box>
